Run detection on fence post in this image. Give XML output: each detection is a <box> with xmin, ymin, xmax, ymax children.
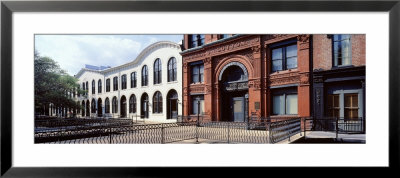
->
<box><xmin>227</xmin><ymin>123</ymin><xmax>230</xmax><ymax>144</ymax></box>
<box><xmin>336</xmin><ymin>117</ymin><xmax>339</xmax><ymax>140</ymax></box>
<box><xmin>363</xmin><ymin>117</ymin><xmax>366</xmax><ymax>134</ymax></box>
<box><xmin>109</xmin><ymin>125</ymin><xmax>112</xmax><ymax>144</ymax></box>
<box><xmin>161</xmin><ymin>124</ymin><xmax>165</xmax><ymax>144</ymax></box>
<box><xmin>195</xmin><ymin>122</ymin><xmax>199</xmax><ymax>144</ymax></box>
<box><xmin>268</xmin><ymin>121</ymin><xmax>271</xmax><ymax>143</ymax></box>
<box><xmin>288</xmin><ymin>121</ymin><xmax>291</xmax><ymax>142</ymax></box>
<box><xmin>304</xmin><ymin>118</ymin><xmax>306</xmax><ymax>139</ymax></box>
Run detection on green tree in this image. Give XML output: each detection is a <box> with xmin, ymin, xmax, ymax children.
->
<box><xmin>34</xmin><ymin>51</ymin><xmax>83</xmax><ymax>117</ymax></box>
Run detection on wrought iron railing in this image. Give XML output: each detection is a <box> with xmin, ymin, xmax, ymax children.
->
<box><xmin>269</xmin><ymin>118</ymin><xmax>302</xmax><ymax>143</ymax></box>
<box><xmin>34</xmin><ymin>116</ymin><xmax>306</xmax><ymax>144</ymax></box>
<box><xmin>303</xmin><ymin>117</ymin><xmax>365</xmax><ymax>134</ymax></box>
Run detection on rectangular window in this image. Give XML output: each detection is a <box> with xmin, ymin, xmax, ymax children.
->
<box><xmin>272</xmin><ymin>95</ymin><xmax>284</xmax><ymax>115</ymax></box>
<box><xmin>199</xmin><ymin>34</ymin><xmax>205</xmax><ymax>46</ymax></box>
<box><xmin>344</xmin><ymin>93</ymin><xmax>359</xmax><ymax>119</ymax></box>
<box><xmin>272</xmin><ymin>90</ymin><xmax>298</xmax><ymax>115</ymax></box>
<box><xmin>327</xmin><ymin>94</ymin><xmax>340</xmax><ymax>118</ymax></box>
<box><xmin>219</xmin><ymin>34</ymin><xmax>230</xmax><ymax>39</ymax></box>
<box><xmin>191</xmin><ymin>63</ymin><xmax>204</xmax><ymax>84</ymax></box>
<box><xmin>189</xmin><ymin>34</ymin><xmax>205</xmax><ymax>48</ymax></box>
<box><xmin>190</xmin><ymin>35</ymin><xmax>198</xmax><ymax>48</ymax></box>
<box><xmin>333</xmin><ymin>34</ymin><xmax>352</xmax><ymax>67</ymax></box>
<box><xmin>191</xmin><ymin>95</ymin><xmax>204</xmax><ymax>115</ymax></box>
<box><xmin>271</xmin><ymin>43</ymin><xmax>297</xmax><ymax>72</ymax></box>
<box><xmin>106</xmin><ymin>79</ymin><xmax>110</xmax><ymax>92</ymax></box>
<box><xmin>285</xmin><ymin>94</ymin><xmax>298</xmax><ymax>115</ymax></box>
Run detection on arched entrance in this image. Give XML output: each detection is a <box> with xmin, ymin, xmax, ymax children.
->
<box><xmin>120</xmin><ymin>95</ymin><xmax>127</xmax><ymax>118</ymax></box>
<box><xmin>219</xmin><ymin>62</ymin><xmax>249</xmax><ymax>122</ymax></box>
<box><xmin>141</xmin><ymin>93</ymin><xmax>149</xmax><ymax>118</ymax></box>
<box><xmin>97</xmin><ymin>98</ymin><xmax>103</xmax><ymax>117</ymax></box>
<box><xmin>167</xmin><ymin>90</ymin><xmax>178</xmax><ymax>119</ymax></box>
<box><xmin>81</xmin><ymin>101</ymin><xmax>85</xmax><ymax>117</ymax></box>
<box><xmin>86</xmin><ymin>100</ymin><xmax>90</xmax><ymax>117</ymax></box>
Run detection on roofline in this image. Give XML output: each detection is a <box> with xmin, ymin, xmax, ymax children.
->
<box><xmin>75</xmin><ymin>41</ymin><xmax>181</xmax><ymax>78</ymax></box>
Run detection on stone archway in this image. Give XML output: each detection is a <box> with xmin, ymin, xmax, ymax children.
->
<box><xmin>218</xmin><ymin>62</ymin><xmax>249</xmax><ymax>122</ymax></box>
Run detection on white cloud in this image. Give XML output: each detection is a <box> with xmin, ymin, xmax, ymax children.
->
<box><xmin>35</xmin><ymin>35</ymin><xmax>142</xmax><ymax>75</ymax></box>
<box><xmin>35</xmin><ymin>35</ymin><xmax>183</xmax><ymax>76</ymax></box>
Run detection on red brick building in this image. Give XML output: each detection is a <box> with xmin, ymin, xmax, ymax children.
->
<box><xmin>312</xmin><ymin>34</ymin><xmax>366</xmax><ymax>121</ymax></box>
<box><xmin>180</xmin><ymin>34</ymin><xmax>312</xmax><ymax>122</ymax></box>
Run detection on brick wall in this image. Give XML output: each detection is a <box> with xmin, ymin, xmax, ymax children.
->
<box><xmin>313</xmin><ymin>34</ymin><xmax>366</xmax><ymax>70</ymax></box>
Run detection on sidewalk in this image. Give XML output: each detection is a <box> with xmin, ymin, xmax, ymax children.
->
<box><xmin>301</xmin><ymin>131</ymin><xmax>366</xmax><ymax>143</ymax></box>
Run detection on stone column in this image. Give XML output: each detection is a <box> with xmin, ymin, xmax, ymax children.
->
<box><xmin>297</xmin><ymin>35</ymin><xmax>311</xmax><ymax>118</ymax></box>
<box><xmin>313</xmin><ymin>76</ymin><xmax>324</xmax><ymax>119</ymax></box>
<box><xmin>249</xmin><ymin>43</ymin><xmax>263</xmax><ymax>118</ymax></box>
<box><xmin>203</xmin><ymin>57</ymin><xmax>213</xmax><ymax>121</ymax></box>
<box><xmin>182</xmin><ymin>62</ymin><xmax>190</xmax><ymax>117</ymax></box>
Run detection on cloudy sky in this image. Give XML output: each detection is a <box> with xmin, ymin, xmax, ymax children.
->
<box><xmin>35</xmin><ymin>35</ymin><xmax>183</xmax><ymax>76</ymax></box>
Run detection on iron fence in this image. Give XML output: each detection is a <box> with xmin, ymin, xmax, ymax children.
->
<box><xmin>35</xmin><ymin>117</ymin><xmax>304</xmax><ymax>144</ymax></box>
<box><xmin>303</xmin><ymin>117</ymin><xmax>365</xmax><ymax>134</ymax></box>
<box><xmin>269</xmin><ymin>118</ymin><xmax>302</xmax><ymax>143</ymax></box>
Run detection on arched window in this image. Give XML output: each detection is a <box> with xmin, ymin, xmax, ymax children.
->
<box><xmin>112</xmin><ymin>96</ymin><xmax>118</xmax><ymax>113</ymax></box>
<box><xmin>153</xmin><ymin>91</ymin><xmax>163</xmax><ymax>113</ymax></box>
<box><xmin>129</xmin><ymin>94</ymin><xmax>136</xmax><ymax>113</ymax></box>
<box><xmin>86</xmin><ymin>81</ymin><xmax>88</xmax><ymax>95</ymax></box>
<box><xmin>142</xmin><ymin>65</ymin><xmax>148</xmax><ymax>86</ymax></box>
<box><xmin>154</xmin><ymin>58</ymin><xmax>162</xmax><ymax>84</ymax></box>
<box><xmin>82</xmin><ymin>82</ymin><xmax>85</xmax><ymax>96</ymax></box>
<box><xmin>92</xmin><ymin>80</ymin><xmax>95</xmax><ymax>94</ymax></box>
<box><xmin>168</xmin><ymin>57</ymin><xmax>177</xmax><ymax>82</ymax></box>
<box><xmin>113</xmin><ymin>76</ymin><xmax>118</xmax><ymax>91</ymax></box>
<box><xmin>91</xmin><ymin>99</ymin><xmax>96</xmax><ymax>113</ymax></box>
<box><xmin>131</xmin><ymin>72</ymin><xmax>137</xmax><ymax>88</ymax></box>
<box><xmin>121</xmin><ymin>74</ymin><xmax>127</xmax><ymax>89</ymax></box>
<box><xmin>106</xmin><ymin>79</ymin><xmax>110</xmax><ymax>92</ymax></box>
<box><xmin>98</xmin><ymin>79</ymin><xmax>102</xmax><ymax>93</ymax></box>
<box><xmin>105</xmin><ymin>97</ymin><xmax>110</xmax><ymax>113</ymax></box>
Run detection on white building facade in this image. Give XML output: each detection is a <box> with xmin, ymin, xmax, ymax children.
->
<box><xmin>75</xmin><ymin>41</ymin><xmax>182</xmax><ymax>123</ymax></box>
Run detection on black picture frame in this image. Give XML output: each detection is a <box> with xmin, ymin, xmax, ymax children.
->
<box><xmin>1</xmin><ymin>0</ymin><xmax>399</xmax><ymax>177</ymax></box>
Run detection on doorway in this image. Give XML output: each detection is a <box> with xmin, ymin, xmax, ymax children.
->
<box><xmin>167</xmin><ymin>90</ymin><xmax>178</xmax><ymax>119</ymax></box>
<box><xmin>232</xmin><ymin>97</ymin><xmax>245</xmax><ymax>122</ymax></box>
<box><xmin>219</xmin><ymin>63</ymin><xmax>249</xmax><ymax>122</ymax></box>
<box><xmin>120</xmin><ymin>95</ymin><xmax>126</xmax><ymax>118</ymax></box>
<box><xmin>97</xmin><ymin>98</ymin><xmax>102</xmax><ymax>117</ymax></box>
<box><xmin>141</xmin><ymin>93</ymin><xmax>149</xmax><ymax>118</ymax></box>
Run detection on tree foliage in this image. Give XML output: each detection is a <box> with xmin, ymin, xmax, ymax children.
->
<box><xmin>34</xmin><ymin>51</ymin><xmax>83</xmax><ymax>115</ymax></box>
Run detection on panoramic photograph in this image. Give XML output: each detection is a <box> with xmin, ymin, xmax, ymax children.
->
<box><xmin>34</xmin><ymin>34</ymin><xmax>366</xmax><ymax>144</ymax></box>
